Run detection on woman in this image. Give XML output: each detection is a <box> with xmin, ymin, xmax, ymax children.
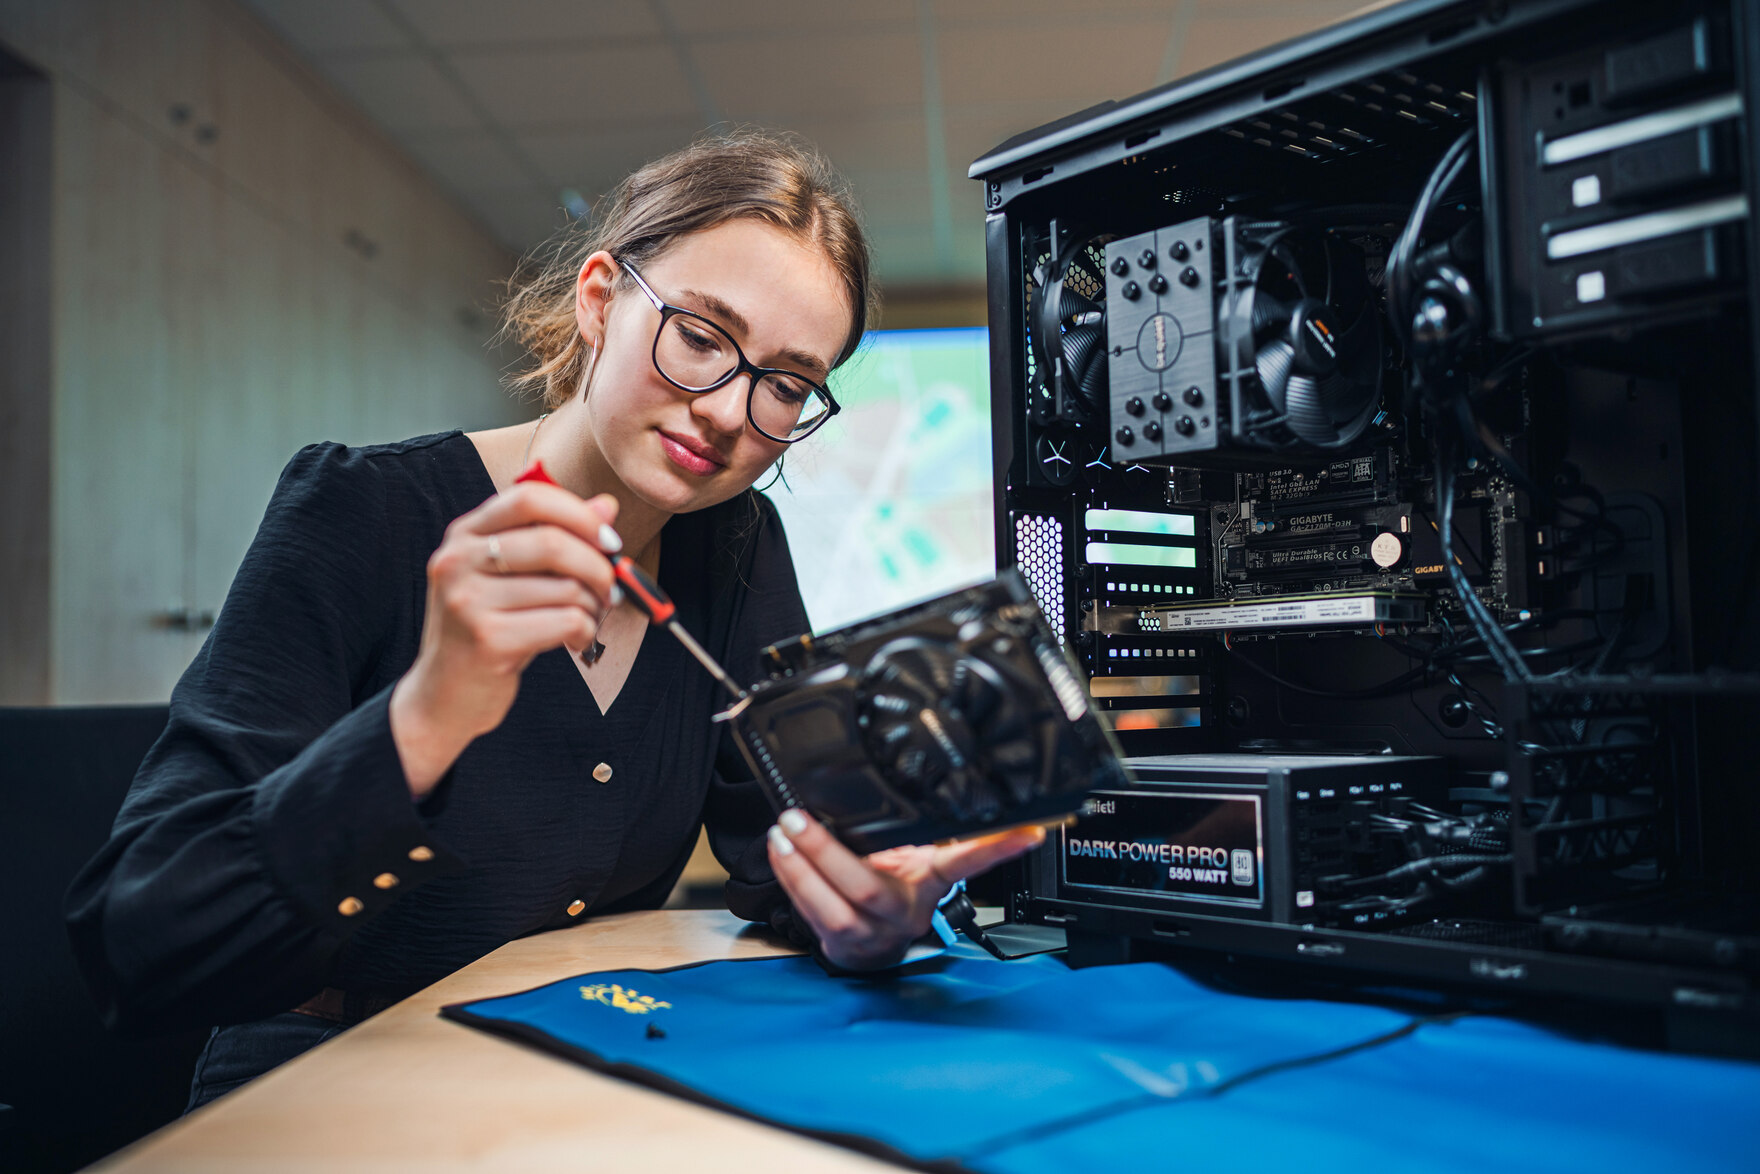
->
<box><xmin>66</xmin><ymin>133</ymin><xmax>1042</xmax><ymax>1109</ymax></box>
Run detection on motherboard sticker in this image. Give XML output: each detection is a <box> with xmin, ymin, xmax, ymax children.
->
<box><xmin>1061</xmin><ymin>790</ymin><xmax>1264</xmax><ymax>908</ymax></box>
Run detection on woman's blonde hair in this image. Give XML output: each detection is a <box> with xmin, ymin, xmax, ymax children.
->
<box><xmin>501</xmin><ymin>131</ymin><xmax>879</xmax><ymax>409</ymax></box>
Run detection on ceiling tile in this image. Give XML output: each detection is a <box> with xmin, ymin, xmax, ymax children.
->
<box><xmin>693</xmin><ymin>32</ymin><xmax>920</xmax><ymax>120</ymax></box>
<box><xmin>320</xmin><ymin>54</ymin><xmax>484</xmax><ymax>132</ymax></box>
<box><xmin>661</xmin><ymin>0</ymin><xmax>916</xmax><ymax>38</ymax></box>
<box><xmin>1190</xmin><ymin>0</ymin><xmax>1367</xmax><ymax>18</ymax></box>
<box><xmin>247</xmin><ymin>0</ymin><xmax>1381</xmax><ymax>277</ymax></box>
<box><xmin>400</xmin><ymin>130</ymin><xmax>534</xmax><ymax>197</ymax></box>
<box><xmin>450</xmin><ymin>45</ymin><xmax>699</xmax><ymax>128</ymax></box>
<box><xmin>1168</xmin><ymin>13</ymin><xmax>1344</xmax><ymax>79</ymax></box>
<box><xmin>942</xmin><ymin>99</ymin><xmax>1095</xmax><ymax>174</ymax></box>
<box><xmin>788</xmin><ymin>111</ymin><xmax>927</xmax><ymax>176</ymax></box>
<box><xmin>388</xmin><ymin>0</ymin><xmax>663</xmax><ymax>46</ymax></box>
<box><xmin>463</xmin><ymin>189</ymin><xmax>573</xmax><ymax>252</ymax></box>
<box><xmin>937</xmin><ymin>0</ymin><xmax>1183</xmax><ymax>24</ymax></box>
<box><xmin>937</xmin><ymin>18</ymin><xmax>1168</xmax><ymax>108</ymax></box>
<box><xmin>515</xmin><ymin>122</ymin><xmax>708</xmax><ymax>195</ymax></box>
<box><xmin>239</xmin><ymin>0</ymin><xmax>409</xmax><ymax>55</ymax></box>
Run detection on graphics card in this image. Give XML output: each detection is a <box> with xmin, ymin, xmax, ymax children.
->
<box><xmin>724</xmin><ymin>571</ymin><xmax>1131</xmax><ymax>854</ymax></box>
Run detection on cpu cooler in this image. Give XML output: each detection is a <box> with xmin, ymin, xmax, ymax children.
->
<box><xmin>1103</xmin><ymin>215</ymin><xmax>1386</xmax><ymax>464</ymax></box>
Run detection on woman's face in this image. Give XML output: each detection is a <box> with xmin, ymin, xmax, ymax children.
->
<box><xmin>575</xmin><ymin>219</ymin><xmax>851</xmax><ymax>517</ymax></box>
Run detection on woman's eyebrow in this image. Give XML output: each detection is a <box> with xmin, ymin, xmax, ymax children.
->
<box><xmin>678</xmin><ymin>287</ymin><xmax>831</xmax><ymax>380</ymax></box>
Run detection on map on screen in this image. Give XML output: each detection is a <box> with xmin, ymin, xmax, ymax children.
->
<box><xmin>767</xmin><ymin>327</ymin><xmax>995</xmax><ymax>634</ymax></box>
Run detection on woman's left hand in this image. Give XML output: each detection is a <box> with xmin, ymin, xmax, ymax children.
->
<box><xmin>765</xmin><ymin>810</ymin><xmax>1047</xmax><ymax>970</ymax></box>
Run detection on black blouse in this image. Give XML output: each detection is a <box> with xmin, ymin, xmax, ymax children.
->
<box><xmin>67</xmin><ymin>431</ymin><xmax>810</xmax><ymax>1032</ymax></box>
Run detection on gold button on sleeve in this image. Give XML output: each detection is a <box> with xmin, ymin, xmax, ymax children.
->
<box><xmin>566</xmin><ymin>899</ymin><xmax>586</xmax><ymax>916</ymax></box>
<box><xmin>373</xmin><ymin>872</ymin><xmax>399</xmax><ymax>889</ymax></box>
<box><xmin>338</xmin><ymin>896</ymin><xmax>363</xmax><ymax>916</ymax></box>
<box><xmin>407</xmin><ymin>845</ymin><xmax>434</xmax><ymax>862</ymax></box>
<box><xmin>592</xmin><ymin>762</ymin><xmax>613</xmax><ymax>783</ymax></box>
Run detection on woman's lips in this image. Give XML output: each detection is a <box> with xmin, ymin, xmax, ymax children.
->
<box><xmin>658</xmin><ymin>430</ymin><xmax>725</xmax><ymax>476</ymax></box>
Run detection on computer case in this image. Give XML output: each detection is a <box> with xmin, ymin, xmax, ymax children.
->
<box><xmin>972</xmin><ymin>0</ymin><xmax>1760</xmax><ymax>1054</ymax></box>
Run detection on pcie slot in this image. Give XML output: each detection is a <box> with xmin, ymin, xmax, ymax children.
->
<box><xmin>1541</xmin><ymin>91</ymin><xmax>1742</xmax><ymax>166</ymax></box>
<box><xmin>1546</xmin><ymin>193</ymin><xmax>1749</xmax><ymax>260</ymax></box>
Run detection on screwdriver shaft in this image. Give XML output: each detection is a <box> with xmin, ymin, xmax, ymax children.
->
<box><xmin>666</xmin><ymin>619</ymin><xmax>747</xmax><ymax>700</ymax></box>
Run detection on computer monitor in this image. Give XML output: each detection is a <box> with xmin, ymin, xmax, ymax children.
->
<box><xmin>770</xmin><ymin>326</ymin><xmax>996</xmax><ymax>633</ymax></box>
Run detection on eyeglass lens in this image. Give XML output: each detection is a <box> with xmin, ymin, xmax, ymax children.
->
<box><xmin>655</xmin><ymin>314</ymin><xmax>831</xmax><ymax>439</ymax></box>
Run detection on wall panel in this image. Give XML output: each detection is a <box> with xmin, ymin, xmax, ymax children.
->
<box><xmin>0</xmin><ymin>0</ymin><xmax>522</xmax><ymax>702</ymax></box>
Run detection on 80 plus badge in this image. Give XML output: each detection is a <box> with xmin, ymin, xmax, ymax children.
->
<box><xmin>1231</xmin><ymin>849</ymin><xmax>1255</xmax><ymax>886</ymax></box>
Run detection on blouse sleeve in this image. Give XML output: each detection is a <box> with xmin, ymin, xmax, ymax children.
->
<box><xmin>65</xmin><ymin>444</ymin><xmax>466</xmax><ymax>1032</ymax></box>
<box><xmin>701</xmin><ymin>494</ymin><xmax>818</xmax><ymax>947</ymax></box>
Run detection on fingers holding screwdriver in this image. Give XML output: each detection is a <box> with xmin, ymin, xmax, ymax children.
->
<box><xmin>515</xmin><ymin>460</ymin><xmax>741</xmax><ymax>697</ymax></box>
<box><xmin>388</xmin><ymin>460</ymin><xmax>627</xmax><ymax>797</ymax></box>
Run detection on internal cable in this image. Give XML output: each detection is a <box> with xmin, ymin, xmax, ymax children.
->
<box><xmin>1389</xmin><ymin>130</ymin><xmax>1475</xmax><ymax>348</ymax></box>
<box><xmin>1438</xmin><ymin>451</ymin><xmax>1535</xmax><ymax>683</ymax></box>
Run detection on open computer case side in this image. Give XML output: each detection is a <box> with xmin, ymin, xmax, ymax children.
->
<box><xmin>976</xmin><ymin>0</ymin><xmax>1760</xmax><ymax>1054</ymax></box>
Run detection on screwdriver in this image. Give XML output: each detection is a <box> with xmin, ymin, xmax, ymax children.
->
<box><xmin>515</xmin><ymin>461</ymin><xmax>747</xmax><ymax>701</ymax></box>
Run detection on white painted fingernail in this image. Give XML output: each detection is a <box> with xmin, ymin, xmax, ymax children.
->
<box><xmin>768</xmin><ymin>824</ymin><xmax>795</xmax><ymax>856</ymax></box>
<box><xmin>779</xmin><ymin>808</ymin><xmax>808</xmax><ymax>836</ymax></box>
<box><xmin>610</xmin><ymin>584</ymin><xmax>624</xmax><ymax>606</ymax></box>
<box><xmin>598</xmin><ymin>524</ymin><xmax>622</xmax><ymax>553</ymax></box>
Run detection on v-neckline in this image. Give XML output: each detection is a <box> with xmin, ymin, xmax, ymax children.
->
<box><xmin>570</xmin><ymin>602</ymin><xmax>654</xmax><ymax>717</ymax></box>
<box><xmin>457</xmin><ymin>429</ymin><xmax>667</xmax><ymax>720</ymax></box>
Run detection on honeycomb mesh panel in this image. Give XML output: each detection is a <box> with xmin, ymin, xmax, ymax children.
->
<box><xmin>1013</xmin><ymin>514</ymin><xmax>1066</xmax><ymax>644</ymax></box>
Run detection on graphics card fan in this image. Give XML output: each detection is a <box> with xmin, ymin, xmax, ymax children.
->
<box><xmin>855</xmin><ymin>635</ymin><xmax>1046</xmax><ymax>824</ymax></box>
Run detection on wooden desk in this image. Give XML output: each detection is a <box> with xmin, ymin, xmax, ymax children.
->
<box><xmin>92</xmin><ymin>911</ymin><xmax>894</xmax><ymax>1173</ymax></box>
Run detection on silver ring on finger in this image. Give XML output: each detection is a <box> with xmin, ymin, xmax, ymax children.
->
<box><xmin>487</xmin><ymin>535</ymin><xmax>510</xmax><ymax>575</ymax></box>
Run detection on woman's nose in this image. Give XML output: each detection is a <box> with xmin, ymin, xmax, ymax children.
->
<box><xmin>691</xmin><ymin>373</ymin><xmax>751</xmax><ymax>438</ymax></box>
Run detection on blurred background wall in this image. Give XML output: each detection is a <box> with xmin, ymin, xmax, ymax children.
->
<box><xmin>0</xmin><ymin>0</ymin><xmax>1366</xmax><ymax>706</ymax></box>
<box><xmin>0</xmin><ymin>0</ymin><xmax>521</xmax><ymax>705</ymax></box>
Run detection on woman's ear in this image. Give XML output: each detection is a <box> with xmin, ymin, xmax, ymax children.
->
<box><xmin>575</xmin><ymin>250</ymin><xmax>619</xmax><ymax>344</ymax></box>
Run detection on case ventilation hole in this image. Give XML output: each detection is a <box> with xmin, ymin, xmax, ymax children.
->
<box><xmin>1013</xmin><ymin>514</ymin><xmax>1066</xmax><ymax>645</ymax></box>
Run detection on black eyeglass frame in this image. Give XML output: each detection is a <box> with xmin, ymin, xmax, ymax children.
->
<box><xmin>617</xmin><ymin>259</ymin><xmax>841</xmax><ymax>443</ymax></box>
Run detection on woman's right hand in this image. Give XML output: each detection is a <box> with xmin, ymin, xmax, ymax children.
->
<box><xmin>389</xmin><ymin>479</ymin><xmax>622</xmax><ymax>798</ymax></box>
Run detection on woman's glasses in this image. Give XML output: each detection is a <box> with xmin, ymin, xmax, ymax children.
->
<box><xmin>619</xmin><ymin>261</ymin><xmax>840</xmax><ymax>443</ymax></box>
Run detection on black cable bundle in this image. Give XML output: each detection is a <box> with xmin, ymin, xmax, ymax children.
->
<box><xmin>1387</xmin><ymin>129</ymin><xmax>1539</xmax><ymax>686</ymax></box>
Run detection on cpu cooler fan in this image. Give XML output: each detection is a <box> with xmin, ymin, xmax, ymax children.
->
<box><xmin>1220</xmin><ymin>223</ymin><xmax>1383</xmax><ymax>449</ymax></box>
<box><xmin>1030</xmin><ymin>231</ymin><xmax>1111</xmax><ymax>424</ymax></box>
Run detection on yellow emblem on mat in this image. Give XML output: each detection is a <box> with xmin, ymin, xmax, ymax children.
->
<box><xmin>579</xmin><ymin>983</ymin><xmax>672</xmax><ymax>1014</ymax></box>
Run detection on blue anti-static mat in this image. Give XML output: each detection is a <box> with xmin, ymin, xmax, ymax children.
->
<box><xmin>442</xmin><ymin>944</ymin><xmax>1760</xmax><ymax>1173</ymax></box>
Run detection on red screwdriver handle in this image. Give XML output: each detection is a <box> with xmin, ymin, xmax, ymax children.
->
<box><xmin>513</xmin><ymin>460</ymin><xmax>559</xmax><ymax>487</ymax></box>
<box><xmin>513</xmin><ymin>462</ymin><xmax>676</xmax><ymax>624</ymax></box>
<box><xmin>612</xmin><ymin>557</ymin><xmax>675</xmax><ymax>624</ymax></box>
